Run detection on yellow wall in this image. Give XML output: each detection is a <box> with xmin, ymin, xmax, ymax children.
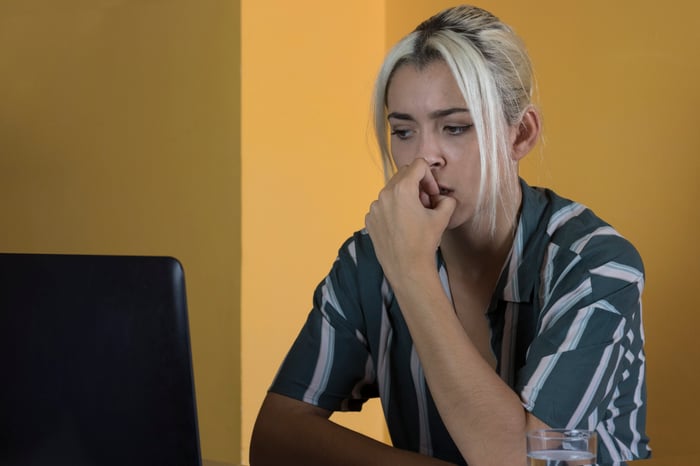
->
<box><xmin>240</xmin><ymin>0</ymin><xmax>387</xmax><ymax>461</ymax></box>
<box><xmin>243</xmin><ymin>0</ymin><xmax>700</xmax><ymax>463</ymax></box>
<box><xmin>0</xmin><ymin>1</ymin><xmax>241</xmax><ymax>463</ymax></box>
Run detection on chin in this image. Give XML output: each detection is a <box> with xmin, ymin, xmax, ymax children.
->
<box><xmin>445</xmin><ymin>214</ymin><xmax>472</xmax><ymax>232</ymax></box>
<box><xmin>447</xmin><ymin>205</ymin><xmax>485</xmax><ymax>232</ymax></box>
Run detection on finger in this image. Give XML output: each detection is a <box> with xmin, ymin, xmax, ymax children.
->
<box><xmin>418</xmin><ymin>172</ymin><xmax>439</xmax><ymax>198</ymax></box>
<box><xmin>385</xmin><ymin>159</ymin><xmax>438</xmax><ymax>207</ymax></box>
<box><xmin>428</xmin><ymin>192</ymin><xmax>440</xmax><ymax>209</ymax></box>
<box><xmin>405</xmin><ymin>158</ymin><xmax>439</xmax><ymax>195</ymax></box>
<box><xmin>419</xmin><ymin>190</ymin><xmax>432</xmax><ymax>209</ymax></box>
<box><xmin>433</xmin><ymin>195</ymin><xmax>457</xmax><ymax>220</ymax></box>
<box><xmin>401</xmin><ymin>159</ymin><xmax>439</xmax><ymax>202</ymax></box>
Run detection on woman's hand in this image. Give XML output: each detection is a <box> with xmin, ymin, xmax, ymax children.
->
<box><xmin>365</xmin><ymin>158</ymin><xmax>456</xmax><ymax>281</ymax></box>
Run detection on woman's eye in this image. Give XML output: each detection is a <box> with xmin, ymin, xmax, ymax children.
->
<box><xmin>444</xmin><ymin>125</ymin><xmax>473</xmax><ymax>135</ymax></box>
<box><xmin>390</xmin><ymin>128</ymin><xmax>413</xmax><ymax>140</ymax></box>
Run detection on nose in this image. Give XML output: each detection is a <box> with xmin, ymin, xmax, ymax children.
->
<box><xmin>416</xmin><ymin>132</ymin><xmax>445</xmax><ymax>168</ymax></box>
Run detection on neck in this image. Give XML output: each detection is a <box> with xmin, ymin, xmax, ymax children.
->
<box><xmin>441</xmin><ymin>222</ymin><xmax>515</xmax><ymax>284</ymax></box>
<box><xmin>439</xmin><ymin>191</ymin><xmax>521</xmax><ymax>285</ymax></box>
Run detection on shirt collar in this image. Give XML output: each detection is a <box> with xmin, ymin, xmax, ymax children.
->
<box><xmin>497</xmin><ymin>178</ymin><xmax>550</xmax><ymax>305</ymax></box>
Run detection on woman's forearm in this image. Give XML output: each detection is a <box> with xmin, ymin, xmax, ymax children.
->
<box><xmin>390</xmin><ymin>270</ymin><xmax>536</xmax><ymax>466</ymax></box>
<box><xmin>250</xmin><ymin>392</ymin><xmax>456</xmax><ymax>466</ymax></box>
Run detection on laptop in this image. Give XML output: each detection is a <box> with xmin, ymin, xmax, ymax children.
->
<box><xmin>0</xmin><ymin>253</ymin><xmax>201</xmax><ymax>466</ymax></box>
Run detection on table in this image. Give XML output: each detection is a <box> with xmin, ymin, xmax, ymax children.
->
<box><xmin>204</xmin><ymin>455</ymin><xmax>693</xmax><ymax>465</ymax></box>
<box><xmin>629</xmin><ymin>455</ymin><xmax>696</xmax><ymax>464</ymax></box>
<box><xmin>203</xmin><ymin>460</ymin><xmax>246</xmax><ymax>466</ymax></box>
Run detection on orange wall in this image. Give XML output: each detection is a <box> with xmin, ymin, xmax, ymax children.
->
<box><xmin>0</xmin><ymin>1</ymin><xmax>241</xmax><ymax>463</ymax></box>
<box><xmin>240</xmin><ymin>0</ymin><xmax>387</xmax><ymax>461</ymax></box>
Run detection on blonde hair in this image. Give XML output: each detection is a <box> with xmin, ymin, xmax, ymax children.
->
<box><xmin>373</xmin><ymin>5</ymin><xmax>534</xmax><ymax>234</ymax></box>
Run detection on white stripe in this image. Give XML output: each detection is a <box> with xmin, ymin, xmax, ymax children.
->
<box><xmin>597</xmin><ymin>425</ymin><xmax>625</xmax><ymax>463</ymax></box>
<box><xmin>567</xmin><ymin>306</ymin><xmax>595</xmax><ymax>352</ymax></box>
<box><xmin>523</xmin><ymin>308</ymin><xmax>592</xmax><ymax>410</ymax></box>
<box><xmin>541</xmin><ymin>243</ymin><xmax>559</xmax><ymax>307</ymax></box>
<box><xmin>521</xmin><ymin>352</ymin><xmax>561</xmax><ymax>410</ymax></box>
<box><xmin>568</xmin><ymin>318</ymin><xmax>625</xmax><ymax>426</ymax></box>
<box><xmin>605</xmin><ymin>387</ymin><xmax>621</xmax><ymax>434</ymax></box>
<box><xmin>321</xmin><ymin>276</ymin><xmax>346</xmax><ymax>320</ymax></box>
<box><xmin>591</xmin><ymin>299</ymin><xmax>622</xmax><ymax>315</ymax></box>
<box><xmin>570</xmin><ymin>226</ymin><xmax>620</xmax><ymax>254</ymax></box>
<box><xmin>586</xmin><ymin>407</ymin><xmax>598</xmax><ymax>431</ymax></box>
<box><xmin>540</xmin><ymin>278</ymin><xmax>592</xmax><ymax>332</ymax></box>
<box><xmin>629</xmin><ymin>347</ymin><xmax>647</xmax><ymax>456</ymax></box>
<box><xmin>376</xmin><ymin>278</ymin><xmax>393</xmax><ymax>418</ymax></box>
<box><xmin>410</xmin><ymin>346</ymin><xmax>433</xmax><ymax>456</ymax></box>
<box><xmin>438</xmin><ymin>261</ymin><xmax>452</xmax><ymax>302</ymax></box>
<box><xmin>591</xmin><ymin>262</ymin><xmax>644</xmax><ymax>294</ymax></box>
<box><xmin>355</xmin><ymin>329</ymin><xmax>368</xmax><ymax>346</ymax></box>
<box><xmin>547</xmin><ymin>202</ymin><xmax>587</xmax><ymax>236</ymax></box>
<box><xmin>303</xmin><ymin>318</ymin><xmax>335</xmax><ymax>405</ymax></box>
<box><xmin>503</xmin><ymin>223</ymin><xmax>524</xmax><ymax>301</ymax></box>
<box><xmin>524</xmin><ymin>303</ymin><xmax>601</xmax><ymax>411</ymax></box>
<box><xmin>548</xmin><ymin>255</ymin><xmax>582</xmax><ymax>304</ymax></box>
<box><xmin>347</xmin><ymin>240</ymin><xmax>357</xmax><ymax>265</ymax></box>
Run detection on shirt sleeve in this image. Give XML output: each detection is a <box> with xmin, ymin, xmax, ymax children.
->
<box><xmin>517</xmin><ymin>231</ymin><xmax>651</xmax><ymax>463</ymax></box>
<box><xmin>269</xmin><ymin>234</ymin><xmax>378</xmax><ymax>412</ymax></box>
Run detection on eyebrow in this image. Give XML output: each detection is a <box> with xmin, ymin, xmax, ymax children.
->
<box><xmin>387</xmin><ymin>107</ymin><xmax>470</xmax><ymax>121</ymax></box>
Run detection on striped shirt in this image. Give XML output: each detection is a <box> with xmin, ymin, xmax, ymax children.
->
<box><xmin>270</xmin><ymin>179</ymin><xmax>651</xmax><ymax>465</ymax></box>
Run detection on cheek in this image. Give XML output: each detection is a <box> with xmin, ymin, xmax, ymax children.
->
<box><xmin>389</xmin><ymin>145</ymin><xmax>413</xmax><ymax>168</ymax></box>
<box><xmin>452</xmin><ymin>142</ymin><xmax>481</xmax><ymax>171</ymax></box>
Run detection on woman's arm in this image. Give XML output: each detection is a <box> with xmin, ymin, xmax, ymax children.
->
<box><xmin>250</xmin><ymin>392</ymin><xmax>456</xmax><ymax>466</ymax></box>
<box><xmin>388</xmin><ymin>268</ymin><xmax>548</xmax><ymax>466</ymax></box>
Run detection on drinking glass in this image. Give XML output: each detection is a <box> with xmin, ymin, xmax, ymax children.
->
<box><xmin>526</xmin><ymin>429</ymin><xmax>597</xmax><ymax>466</ymax></box>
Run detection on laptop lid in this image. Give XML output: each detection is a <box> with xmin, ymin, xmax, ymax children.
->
<box><xmin>0</xmin><ymin>253</ymin><xmax>201</xmax><ymax>466</ymax></box>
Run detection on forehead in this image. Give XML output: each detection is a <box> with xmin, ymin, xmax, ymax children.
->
<box><xmin>386</xmin><ymin>60</ymin><xmax>466</xmax><ymax>112</ymax></box>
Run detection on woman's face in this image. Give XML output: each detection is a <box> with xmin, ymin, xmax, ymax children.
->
<box><xmin>386</xmin><ymin>60</ymin><xmax>482</xmax><ymax>231</ymax></box>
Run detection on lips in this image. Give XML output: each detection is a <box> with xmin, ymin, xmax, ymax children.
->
<box><xmin>438</xmin><ymin>185</ymin><xmax>453</xmax><ymax>195</ymax></box>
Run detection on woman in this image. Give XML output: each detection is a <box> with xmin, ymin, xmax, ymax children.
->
<box><xmin>250</xmin><ymin>5</ymin><xmax>650</xmax><ymax>465</ymax></box>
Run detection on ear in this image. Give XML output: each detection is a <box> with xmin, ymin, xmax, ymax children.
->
<box><xmin>509</xmin><ymin>106</ymin><xmax>541</xmax><ymax>162</ymax></box>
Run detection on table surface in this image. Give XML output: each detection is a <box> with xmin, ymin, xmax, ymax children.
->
<box><xmin>203</xmin><ymin>454</ymin><xmax>688</xmax><ymax>465</ymax></box>
<box><xmin>628</xmin><ymin>454</ymin><xmax>695</xmax><ymax>464</ymax></box>
<box><xmin>202</xmin><ymin>460</ymin><xmax>246</xmax><ymax>466</ymax></box>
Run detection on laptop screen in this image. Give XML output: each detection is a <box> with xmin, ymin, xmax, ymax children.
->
<box><xmin>0</xmin><ymin>253</ymin><xmax>201</xmax><ymax>466</ymax></box>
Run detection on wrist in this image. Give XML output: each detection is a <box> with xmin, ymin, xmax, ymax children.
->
<box><xmin>383</xmin><ymin>254</ymin><xmax>436</xmax><ymax>288</ymax></box>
